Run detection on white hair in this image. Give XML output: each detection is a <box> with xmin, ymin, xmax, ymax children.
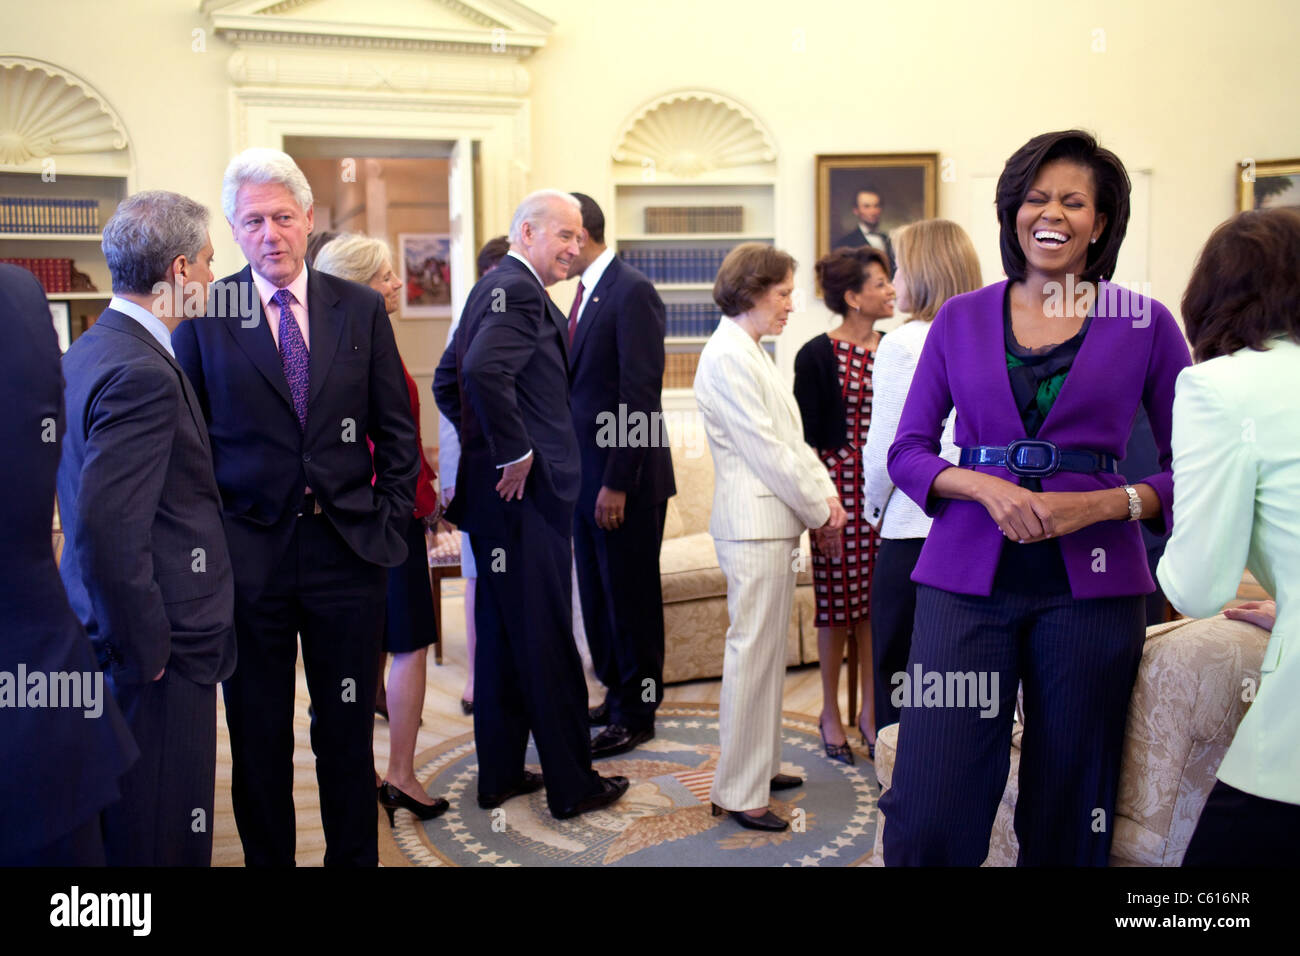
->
<box><xmin>221</xmin><ymin>147</ymin><xmax>314</xmax><ymax>221</ymax></box>
<box><xmin>508</xmin><ymin>189</ymin><xmax>581</xmax><ymax>244</ymax></box>
<box><xmin>312</xmin><ymin>233</ymin><xmax>392</xmax><ymax>286</ymax></box>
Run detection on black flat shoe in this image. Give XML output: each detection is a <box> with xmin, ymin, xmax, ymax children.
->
<box><xmin>591</xmin><ymin>723</ymin><xmax>654</xmax><ymax>759</ymax></box>
<box><xmin>477</xmin><ymin>770</ymin><xmax>544</xmax><ymax>809</ymax></box>
<box><xmin>712</xmin><ymin>804</ymin><xmax>789</xmax><ymax>831</ymax></box>
<box><xmin>588</xmin><ymin>702</ymin><xmax>610</xmax><ymax>726</ymax></box>
<box><xmin>552</xmin><ymin>774</ymin><xmax>629</xmax><ymax>820</ymax></box>
<box><xmin>378</xmin><ymin>782</ymin><xmax>449</xmax><ymax>825</ymax></box>
<box><xmin>770</xmin><ymin>773</ymin><xmax>803</xmax><ymax>791</ymax></box>
<box><xmin>461</xmin><ymin>698</ymin><xmax>474</xmax><ymax>716</ymax></box>
<box><xmin>819</xmin><ymin>717</ymin><xmax>854</xmax><ymax>766</ymax></box>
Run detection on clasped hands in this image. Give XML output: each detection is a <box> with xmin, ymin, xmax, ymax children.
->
<box><xmin>977</xmin><ymin>476</ymin><xmax>1110</xmax><ymax>543</ymax></box>
<box><xmin>813</xmin><ymin>496</ymin><xmax>848</xmax><ymax>559</ymax></box>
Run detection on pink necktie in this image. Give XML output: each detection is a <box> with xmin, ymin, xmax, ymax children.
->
<box><xmin>567</xmin><ymin>281</ymin><xmax>585</xmax><ymax>346</ymax></box>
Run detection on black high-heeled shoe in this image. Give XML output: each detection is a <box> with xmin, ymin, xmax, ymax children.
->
<box><xmin>460</xmin><ymin>698</ymin><xmax>474</xmax><ymax>716</ymax></box>
<box><xmin>857</xmin><ymin>719</ymin><xmax>876</xmax><ymax>761</ymax></box>
<box><xmin>712</xmin><ymin>803</ymin><xmax>789</xmax><ymax>831</ymax></box>
<box><xmin>378</xmin><ymin>782</ymin><xmax>449</xmax><ymax>825</ymax></box>
<box><xmin>819</xmin><ymin>716</ymin><xmax>854</xmax><ymax>766</ymax></box>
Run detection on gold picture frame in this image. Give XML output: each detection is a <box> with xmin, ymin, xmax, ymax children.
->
<box><xmin>815</xmin><ymin>153</ymin><xmax>939</xmax><ymax>275</ymax></box>
<box><xmin>1237</xmin><ymin>158</ymin><xmax>1300</xmax><ymax>212</ymax></box>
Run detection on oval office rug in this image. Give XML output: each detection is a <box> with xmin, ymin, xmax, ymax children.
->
<box><xmin>382</xmin><ymin>704</ymin><xmax>879</xmax><ymax>867</ymax></box>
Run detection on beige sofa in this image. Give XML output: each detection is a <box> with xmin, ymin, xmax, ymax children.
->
<box><xmin>866</xmin><ymin>613</ymin><xmax>1270</xmax><ymax>866</ymax></box>
<box><xmin>659</xmin><ymin>439</ymin><xmax>823</xmax><ymax>683</ymax></box>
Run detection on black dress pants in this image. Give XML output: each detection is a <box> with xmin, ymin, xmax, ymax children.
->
<box><xmin>572</xmin><ymin>501</ymin><xmax>668</xmax><ymax>729</ymax></box>
<box><xmin>1183</xmin><ymin>779</ymin><xmax>1300</xmax><ymax>866</ymax></box>
<box><xmin>470</xmin><ymin>499</ymin><xmax>602</xmax><ymax>815</ymax></box>
<box><xmin>224</xmin><ymin>512</ymin><xmax>386</xmax><ymax>866</ymax></box>
<box><xmin>869</xmin><ymin>537</ymin><xmax>926</xmax><ymax>732</ymax></box>
<box><xmin>102</xmin><ymin>667</ymin><xmax>218</xmax><ymax>865</ymax></box>
<box><xmin>880</xmin><ymin>584</ymin><xmax>1146</xmax><ymax>866</ymax></box>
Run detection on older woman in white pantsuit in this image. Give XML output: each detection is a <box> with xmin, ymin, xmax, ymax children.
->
<box><xmin>694</xmin><ymin>244</ymin><xmax>847</xmax><ymax>831</ymax></box>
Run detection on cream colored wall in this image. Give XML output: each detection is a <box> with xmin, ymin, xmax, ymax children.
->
<box><xmin>524</xmin><ymin>0</ymin><xmax>1300</xmax><ymax>379</ymax></box>
<box><xmin>9</xmin><ymin>0</ymin><xmax>1299</xmax><ymax>403</ymax></box>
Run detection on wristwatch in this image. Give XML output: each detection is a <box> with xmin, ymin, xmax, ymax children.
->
<box><xmin>1122</xmin><ymin>484</ymin><xmax>1142</xmax><ymax>522</ymax></box>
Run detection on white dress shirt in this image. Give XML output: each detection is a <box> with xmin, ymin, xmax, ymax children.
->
<box><xmin>109</xmin><ymin>295</ymin><xmax>175</xmax><ymax>358</ymax></box>
<box><xmin>572</xmin><ymin>247</ymin><xmax>615</xmax><ymax>326</ymax></box>
<box><xmin>862</xmin><ymin>318</ymin><xmax>958</xmax><ymax>538</ymax></box>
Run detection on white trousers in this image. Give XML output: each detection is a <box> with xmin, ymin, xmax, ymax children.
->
<box><xmin>710</xmin><ymin>536</ymin><xmax>799</xmax><ymax>812</ymax></box>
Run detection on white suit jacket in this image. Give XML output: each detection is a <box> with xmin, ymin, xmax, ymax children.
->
<box><xmin>1157</xmin><ymin>337</ymin><xmax>1300</xmax><ymax>804</ymax></box>
<box><xmin>694</xmin><ymin>317</ymin><xmax>835</xmax><ymax>541</ymax></box>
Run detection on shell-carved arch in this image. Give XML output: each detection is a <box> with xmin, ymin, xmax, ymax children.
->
<box><xmin>0</xmin><ymin>57</ymin><xmax>131</xmax><ymax>166</ymax></box>
<box><xmin>611</xmin><ymin>89</ymin><xmax>777</xmax><ymax>179</ymax></box>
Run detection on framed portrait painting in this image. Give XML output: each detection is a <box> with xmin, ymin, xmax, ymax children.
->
<box><xmin>1238</xmin><ymin>158</ymin><xmax>1300</xmax><ymax>212</ymax></box>
<box><xmin>399</xmin><ymin>232</ymin><xmax>452</xmax><ymax>318</ymax></box>
<box><xmin>816</xmin><ymin>153</ymin><xmax>938</xmax><ymax>276</ymax></box>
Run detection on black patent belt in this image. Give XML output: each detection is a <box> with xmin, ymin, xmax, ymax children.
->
<box><xmin>959</xmin><ymin>439</ymin><xmax>1118</xmax><ymax>478</ymax></box>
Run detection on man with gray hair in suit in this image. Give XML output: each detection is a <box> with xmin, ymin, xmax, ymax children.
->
<box><xmin>58</xmin><ymin>190</ymin><xmax>236</xmax><ymax>865</ymax></box>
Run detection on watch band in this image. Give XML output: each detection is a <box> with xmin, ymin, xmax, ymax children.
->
<box><xmin>1122</xmin><ymin>484</ymin><xmax>1142</xmax><ymax>521</ymax></box>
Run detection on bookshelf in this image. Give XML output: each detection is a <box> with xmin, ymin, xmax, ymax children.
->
<box><xmin>0</xmin><ymin>170</ymin><xmax>128</xmax><ymax>347</ymax></box>
<box><xmin>613</xmin><ymin>181</ymin><xmax>776</xmax><ymax>393</ymax></box>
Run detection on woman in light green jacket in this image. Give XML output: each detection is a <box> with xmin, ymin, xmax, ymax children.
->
<box><xmin>1157</xmin><ymin>206</ymin><xmax>1300</xmax><ymax>866</ymax></box>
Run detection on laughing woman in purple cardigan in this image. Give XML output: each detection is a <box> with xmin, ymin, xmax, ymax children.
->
<box><xmin>878</xmin><ymin>130</ymin><xmax>1191</xmax><ymax>866</ymax></box>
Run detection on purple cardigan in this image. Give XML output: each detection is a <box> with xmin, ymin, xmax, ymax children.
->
<box><xmin>887</xmin><ymin>280</ymin><xmax>1191</xmax><ymax>598</ymax></box>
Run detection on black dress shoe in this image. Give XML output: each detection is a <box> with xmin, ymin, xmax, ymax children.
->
<box><xmin>378</xmin><ymin>782</ymin><xmax>449</xmax><ymax>825</ymax></box>
<box><xmin>477</xmin><ymin>770</ymin><xmax>544</xmax><ymax>809</ymax></box>
<box><xmin>552</xmin><ymin>775</ymin><xmax>629</xmax><ymax>820</ymax></box>
<box><xmin>588</xmin><ymin>702</ymin><xmax>610</xmax><ymax>726</ymax></box>
<box><xmin>711</xmin><ymin>803</ymin><xmax>789</xmax><ymax>831</ymax></box>
<box><xmin>591</xmin><ymin>724</ymin><xmax>654</xmax><ymax>759</ymax></box>
<box><xmin>770</xmin><ymin>773</ymin><xmax>803</xmax><ymax>791</ymax></box>
<box><xmin>460</xmin><ymin>698</ymin><xmax>474</xmax><ymax>716</ymax></box>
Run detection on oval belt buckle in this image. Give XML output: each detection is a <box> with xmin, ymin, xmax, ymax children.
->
<box><xmin>1005</xmin><ymin>438</ymin><xmax>1060</xmax><ymax>478</ymax></box>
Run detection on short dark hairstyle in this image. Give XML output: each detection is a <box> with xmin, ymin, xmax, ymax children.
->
<box><xmin>713</xmin><ymin>243</ymin><xmax>795</xmax><ymax>317</ymax></box>
<box><xmin>1182</xmin><ymin>207</ymin><xmax>1300</xmax><ymax>362</ymax></box>
<box><xmin>101</xmin><ymin>190</ymin><xmax>210</xmax><ymax>295</ymax></box>
<box><xmin>995</xmin><ymin>129</ymin><xmax>1130</xmax><ymax>282</ymax></box>
<box><xmin>305</xmin><ymin>230</ymin><xmax>340</xmax><ymax>268</ymax></box>
<box><xmin>569</xmin><ymin>191</ymin><xmax>605</xmax><ymax>244</ymax></box>
<box><xmin>476</xmin><ymin>235</ymin><xmax>510</xmax><ymax>278</ymax></box>
<box><xmin>815</xmin><ymin>245</ymin><xmax>889</xmax><ymax>316</ymax></box>
<box><xmin>854</xmin><ymin>188</ymin><xmax>881</xmax><ymax>205</ymax></box>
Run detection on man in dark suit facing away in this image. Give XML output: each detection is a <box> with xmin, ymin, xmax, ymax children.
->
<box><xmin>0</xmin><ymin>263</ymin><xmax>137</xmax><ymax>867</ymax></box>
<box><xmin>833</xmin><ymin>187</ymin><xmax>895</xmax><ymax>274</ymax></box>
<box><xmin>565</xmin><ymin>193</ymin><xmax>676</xmax><ymax>757</ymax></box>
<box><xmin>433</xmin><ymin>190</ymin><xmax>627</xmax><ymax>819</ymax></box>
<box><xmin>57</xmin><ymin>191</ymin><xmax>235</xmax><ymax>865</ymax></box>
<box><xmin>173</xmin><ymin>149</ymin><xmax>418</xmax><ymax>866</ymax></box>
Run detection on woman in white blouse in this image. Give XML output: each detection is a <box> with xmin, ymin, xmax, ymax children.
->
<box><xmin>1156</xmin><ymin>207</ymin><xmax>1300</xmax><ymax>866</ymax></box>
<box><xmin>861</xmin><ymin>219</ymin><xmax>983</xmax><ymax>733</ymax></box>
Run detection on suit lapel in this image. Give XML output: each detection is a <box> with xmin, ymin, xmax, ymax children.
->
<box><xmin>568</xmin><ymin>257</ymin><xmax>618</xmax><ymax>369</ymax></box>
<box><xmin>219</xmin><ymin>267</ymin><xmax>294</xmax><ymax>413</ymax></box>
<box><xmin>97</xmin><ymin>309</ymin><xmax>210</xmax><ymax>451</ymax></box>
<box><xmin>980</xmin><ymin>281</ymin><xmax>1028</xmax><ymax>441</ymax></box>
<box><xmin>305</xmin><ymin>267</ymin><xmax>345</xmax><ymax>407</ymax></box>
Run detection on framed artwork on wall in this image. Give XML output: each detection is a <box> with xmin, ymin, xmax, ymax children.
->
<box><xmin>49</xmin><ymin>300</ymin><xmax>71</xmax><ymax>352</ymax></box>
<box><xmin>1238</xmin><ymin>158</ymin><xmax>1300</xmax><ymax>211</ymax></box>
<box><xmin>815</xmin><ymin>153</ymin><xmax>939</xmax><ymax>277</ymax></box>
<box><xmin>399</xmin><ymin>232</ymin><xmax>452</xmax><ymax>318</ymax></box>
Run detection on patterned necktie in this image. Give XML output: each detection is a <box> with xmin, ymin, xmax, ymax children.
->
<box><xmin>274</xmin><ymin>288</ymin><xmax>309</xmax><ymax>430</ymax></box>
<box><xmin>567</xmin><ymin>280</ymin><xmax>585</xmax><ymax>346</ymax></box>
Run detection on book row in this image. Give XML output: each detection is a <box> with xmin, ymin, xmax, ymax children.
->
<box><xmin>618</xmin><ymin>247</ymin><xmax>733</xmax><ymax>284</ymax></box>
<box><xmin>644</xmin><ymin>205</ymin><xmax>743</xmax><ymax>234</ymax></box>
<box><xmin>0</xmin><ymin>197</ymin><xmax>100</xmax><ymax>234</ymax></box>
<box><xmin>0</xmin><ymin>257</ymin><xmax>75</xmax><ymax>293</ymax></box>
<box><xmin>664</xmin><ymin>302</ymin><xmax>721</xmax><ymax>338</ymax></box>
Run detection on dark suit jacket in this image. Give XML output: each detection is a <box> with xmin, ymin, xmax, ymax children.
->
<box><xmin>0</xmin><ymin>265</ymin><xmax>136</xmax><ymax>858</ymax></box>
<box><xmin>834</xmin><ymin>227</ymin><xmax>895</xmax><ymax>273</ymax></box>
<box><xmin>58</xmin><ymin>308</ymin><xmax>236</xmax><ymax>687</ymax></box>
<box><xmin>433</xmin><ymin>254</ymin><xmax>579</xmax><ymax>537</ymax></box>
<box><xmin>173</xmin><ymin>266</ymin><xmax>419</xmax><ymax>597</ymax></box>
<box><xmin>568</xmin><ymin>256</ymin><xmax>675</xmax><ymax>513</ymax></box>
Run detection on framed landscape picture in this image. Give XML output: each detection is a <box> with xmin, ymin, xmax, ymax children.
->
<box><xmin>1238</xmin><ymin>158</ymin><xmax>1300</xmax><ymax>211</ymax></box>
<box><xmin>399</xmin><ymin>232</ymin><xmax>452</xmax><ymax>318</ymax></box>
<box><xmin>815</xmin><ymin>153</ymin><xmax>939</xmax><ymax>276</ymax></box>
